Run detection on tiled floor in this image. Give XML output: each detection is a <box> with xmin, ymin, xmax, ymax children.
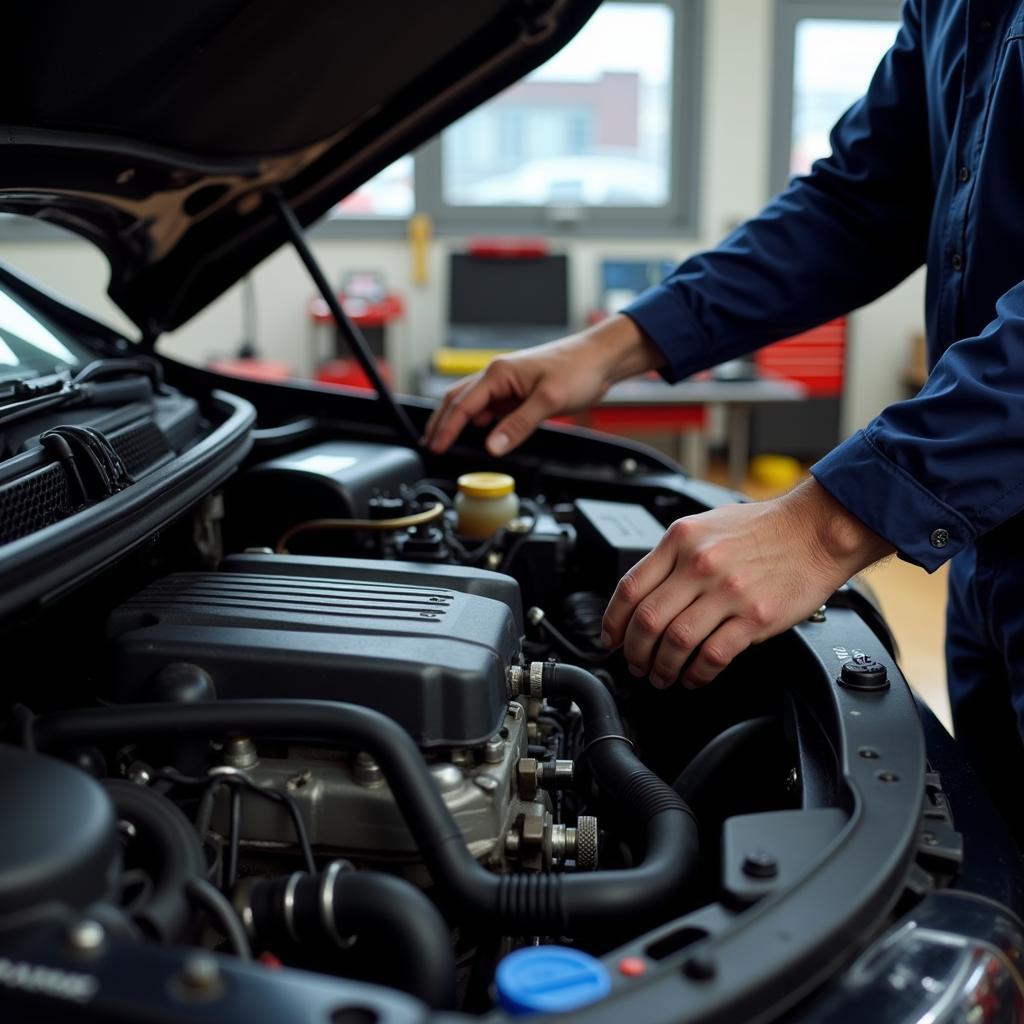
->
<box><xmin>703</xmin><ymin>458</ymin><xmax>952</xmax><ymax>730</ymax></box>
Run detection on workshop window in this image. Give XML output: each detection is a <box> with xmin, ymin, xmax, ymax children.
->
<box><xmin>771</xmin><ymin>1</ymin><xmax>901</xmax><ymax>195</ymax></box>
<box><xmin>420</xmin><ymin>0</ymin><xmax>699</xmax><ymax>234</ymax></box>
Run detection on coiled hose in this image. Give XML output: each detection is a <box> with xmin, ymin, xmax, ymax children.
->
<box><xmin>34</xmin><ymin>680</ymin><xmax>698</xmax><ymax>936</ymax></box>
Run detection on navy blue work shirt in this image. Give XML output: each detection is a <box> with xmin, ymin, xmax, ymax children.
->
<box><xmin>623</xmin><ymin>0</ymin><xmax>1024</xmax><ymax>571</ymax></box>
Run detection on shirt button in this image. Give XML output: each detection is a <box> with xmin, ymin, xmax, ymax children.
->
<box><xmin>958</xmin><ymin>166</ymin><xmax>970</xmax><ymax>183</ymax></box>
<box><xmin>951</xmin><ymin>253</ymin><xmax>963</xmax><ymax>271</ymax></box>
<box><xmin>930</xmin><ymin>528</ymin><xmax>950</xmax><ymax>549</ymax></box>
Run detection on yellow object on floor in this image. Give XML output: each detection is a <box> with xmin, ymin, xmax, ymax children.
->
<box><xmin>749</xmin><ymin>454</ymin><xmax>804</xmax><ymax>491</ymax></box>
<box><xmin>432</xmin><ymin>347</ymin><xmax>512</xmax><ymax>376</ymax></box>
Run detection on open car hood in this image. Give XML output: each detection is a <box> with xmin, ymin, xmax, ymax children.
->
<box><xmin>0</xmin><ymin>0</ymin><xmax>599</xmax><ymax>339</ymax></box>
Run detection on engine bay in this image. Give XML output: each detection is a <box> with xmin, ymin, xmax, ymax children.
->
<box><xmin>0</xmin><ymin>410</ymin><xmax>956</xmax><ymax>1021</ymax></box>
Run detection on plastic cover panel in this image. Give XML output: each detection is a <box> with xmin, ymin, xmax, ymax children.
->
<box><xmin>108</xmin><ymin>568</ymin><xmax>520</xmax><ymax>747</ymax></box>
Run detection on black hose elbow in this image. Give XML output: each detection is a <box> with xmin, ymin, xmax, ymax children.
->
<box><xmin>247</xmin><ymin>867</ymin><xmax>455</xmax><ymax>1009</ymax></box>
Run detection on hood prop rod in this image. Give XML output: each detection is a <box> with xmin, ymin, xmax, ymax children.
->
<box><xmin>270</xmin><ymin>190</ymin><xmax>422</xmax><ymax>450</ymax></box>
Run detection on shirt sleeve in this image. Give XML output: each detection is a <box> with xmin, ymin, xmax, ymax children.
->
<box><xmin>623</xmin><ymin>0</ymin><xmax>932</xmax><ymax>383</ymax></box>
<box><xmin>812</xmin><ymin>279</ymin><xmax>1024</xmax><ymax>571</ymax></box>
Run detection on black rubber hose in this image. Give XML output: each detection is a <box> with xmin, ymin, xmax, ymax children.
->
<box><xmin>539</xmin><ymin>663</ymin><xmax>701</xmax><ymax>925</ymax></box>
<box><xmin>36</xmin><ymin>696</ymin><xmax>697</xmax><ymax>936</ymax></box>
<box><xmin>248</xmin><ymin>869</ymin><xmax>455</xmax><ymax>1009</ymax></box>
<box><xmin>671</xmin><ymin>716</ymin><xmax>779</xmax><ymax>805</ymax></box>
<box><xmin>103</xmin><ymin>780</ymin><xmax>206</xmax><ymax>942</ymax></box>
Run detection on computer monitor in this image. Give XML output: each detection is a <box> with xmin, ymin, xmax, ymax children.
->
<box><xmin>447</xmin><ymin>253</ymin><xmax>569</xmax><ymax>348</ymax></box>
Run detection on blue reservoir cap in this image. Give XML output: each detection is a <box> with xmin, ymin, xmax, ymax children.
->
<box><xmin>496</xmin><ymin>946</ymin><xmax>612</xmax><ymax>1015</ymax></box>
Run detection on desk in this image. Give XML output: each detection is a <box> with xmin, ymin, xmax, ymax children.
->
<box><xmin>419</xmin><ymin>373</ymin><xmax>806</xmax><ymax>488</ymax></box>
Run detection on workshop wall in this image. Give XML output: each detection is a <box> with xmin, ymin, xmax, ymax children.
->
<box><xmin>0</xmin><ymin>0</ymin><xmax>923</xmax><ymax>440</ymax></box>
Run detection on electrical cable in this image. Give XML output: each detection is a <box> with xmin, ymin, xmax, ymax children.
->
<box><xmin>157</xmin><ymin>767</ymin><xmax>317</xmax><ymax>876</ymax></box>
<box><xmin>275</xmin><ymin>502</ymin><xmax>445</xmax><ymax>553</ymax></box>
<box><xmin>225</xmin><ymin>786</ymin><xmax>242</xmax><ymax>890</ymax></box>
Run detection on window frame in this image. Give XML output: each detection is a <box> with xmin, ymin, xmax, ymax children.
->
<box><xmin>769</xmin><ymin>0</ymin><xmax>903</xmax><ymax>198</ymax></box>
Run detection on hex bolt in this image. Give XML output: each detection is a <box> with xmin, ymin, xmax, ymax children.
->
<box><xmin>353</xmin><ymin>752</ymin><xmax>383</xmax><ymax>785</ymax></box>
<box><xmin>223</xmin><ymin>736</ymin><xmax>258</xmax><ymax>769</ymax></box>
<box><xmin>517</xmin><ymin>758</ymin><xmax>540</xmax><ymax>800</ymax></box>
<box><xmin>742</xmin><ymin>849</ymin><xmax>778</xmax><ymax>879</ymax></box>
<box><xmin>483</xmin><ymin>735</ymin><xmax>504</xmax><ymax>764</ymax></box>
<box><xmin>67</xmin><ymin>919</ymin><xmax>105</xmax><ymax>953</ymax></box>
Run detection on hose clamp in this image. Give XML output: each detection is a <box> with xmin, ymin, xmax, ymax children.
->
<box><xmin>320</xmin><ymin>860</ymin><xmax>356</xmax><ymax>950</ymax></box>
<box><xmin>282</xmin><ymin>871</ymin><xmax>303</xmax><ymax>944</ymax></box>
<box><xmin>528</xmin><ymin>662</ymin><xmax>545</xmax><ymax>699</ymax></box>
<box><xmin>582</xmin><ymin>733</ymin><xmax>635</xmax><ymax>756</ymax></box>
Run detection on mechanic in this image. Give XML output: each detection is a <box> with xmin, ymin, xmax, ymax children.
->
<box><xmin>425</xmin><ymin>1</ymin><xmax>1024</xmax><ymax>837</ymax></box>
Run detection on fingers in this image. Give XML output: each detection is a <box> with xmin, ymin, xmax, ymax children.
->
<box><xmin>681</xmin><ymin>619</ymin><xmax>753</xmax><ymax>689</ymax></box>
<box><xmin>619</xmin><ymin>573</ymin><xmax>702</xmax><ymax>678</ymax></box>
<box><xmin>647</xmin><ymin>597</ymin><xmax>724</xmax><ymax>689</ymax></box>
<box><xmin>601</xmin><ymin>520</ymin><xmax>692</xmax><ymax>651</ymax></box>
<box><xmin>423</xmin><ymin>374</ymin><xmax>478</xmax><ymax>451</ymax></box>
<box><xmin>485</xmin><ymin>384</ymin><xmax>560</xmax><ymax>456</ymax></box>
<box><xmin>425</xmin><ymin>371</ymin><xmax>508</xmax><ymax>454</ymax></box>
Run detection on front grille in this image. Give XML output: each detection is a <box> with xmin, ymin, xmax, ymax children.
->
<box><xmin>0</xmin><ymin>463</ymin><xmax>74</xmax><ymax>546</ymax></box>
<box><xmin>108</xmin><ymin>419</ymin><xmax>171</xmax><ymax>476</ymax></box>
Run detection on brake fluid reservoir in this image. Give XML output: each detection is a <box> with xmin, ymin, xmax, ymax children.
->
<box><xmin>455</xmin><ymin>472</ymin><xmax>519</xmax><ymax>538</ymax></box>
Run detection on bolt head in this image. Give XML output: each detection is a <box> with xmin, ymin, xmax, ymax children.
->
<box><xmin>67</xmin><ymin>919</ymin><xmax>105</xmax><ymax>953</ymax></box>
<box><xmin>180</xmin><ymin>954</ymin><xmax>222</xmax><ymax>992</ymax></box>
<box><xmin>742</xmin><ymin>849</ymin><xmax>778</xmax><ymax>879</ymax></box>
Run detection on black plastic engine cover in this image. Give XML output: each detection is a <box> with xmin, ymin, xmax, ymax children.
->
<box><xmin>107</xmin><ymin>564</ymin><xmax>522</xmax><ymax>747</ymax></box>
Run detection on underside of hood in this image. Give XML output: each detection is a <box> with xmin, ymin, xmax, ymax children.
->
<box><xmin>0</xmin><ymin>0</ymin><xmax>600</xmax><ymax>338</ymax></box>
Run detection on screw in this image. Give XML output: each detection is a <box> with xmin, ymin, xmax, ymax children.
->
<box><xmin>877</xmin><ymin>770</ymin><xmax>900</xmax><ymax>783</ymax></box>
<box><xmin>483</xmin><ymin>735</ymin><xmax>504</xmax><ymax>764</ymax></box>
<box><xmin>67</xmin><ymin>919</ymin><xmax>105</xmax><ymax>953</ymax></box>
<box><xmin>921</xmin><ymin>831</ymin><xmax>938</xmax><ymax>846</ymax></box>
<box><xmin>808</xmin><ymin>606</ymin><xmax>827</xmax><ymax>623</ymax></box>
<box><xmin>126</xmin><ymin>762</ymin><xmax>151</xmax><ymax>786</ymax></box>
<box><xmin>118</xmin><ymin>819</ymin><xmax>137</xmax><ymax>840</ymax></box>
<box><xmin>620</xmin><ymin>458</ymin><xmax>639</xmax><ymax>476</ymax></box>
<box><xmin>858</xmin><ymin>747</ymin><xmax>880</xmax><ymax>760</ymax></box>
<box><xmin>742</xmin><ymin>849</ymin><xmax>778</xmax><ymax>879</ymax></box>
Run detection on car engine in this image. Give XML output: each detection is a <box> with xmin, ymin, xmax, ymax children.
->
<box><xmin>0</xmin><ymin>425</ymin><xmax>967</xmax><ymax>1021</ymax></box>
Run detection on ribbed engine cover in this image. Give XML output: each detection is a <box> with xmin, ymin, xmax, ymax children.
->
<box><xmin>107</xmin><ymin>564</ymin><xmax>522</xmax><ymax>747</ymax></box>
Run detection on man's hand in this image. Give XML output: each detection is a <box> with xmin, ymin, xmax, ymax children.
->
<box><xmin>601</xmin><ymin>478</ymin><xmax>895</xmax><ymax>688</ymax></box>
<box><xmin>423</xmin><ymin>314</ymin><xmax>664</xmax><ymax>455</ymax></box>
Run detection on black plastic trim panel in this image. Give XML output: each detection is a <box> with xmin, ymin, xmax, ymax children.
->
<box><xmin>0</xmin><ymin>390</ymin><xmax>254</xmax><ymax>620</ymax></box>
<box><xmin>543</xmin><ymin>609</ymin><xmax>926</xmax><ymax>1024</ymax></box>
